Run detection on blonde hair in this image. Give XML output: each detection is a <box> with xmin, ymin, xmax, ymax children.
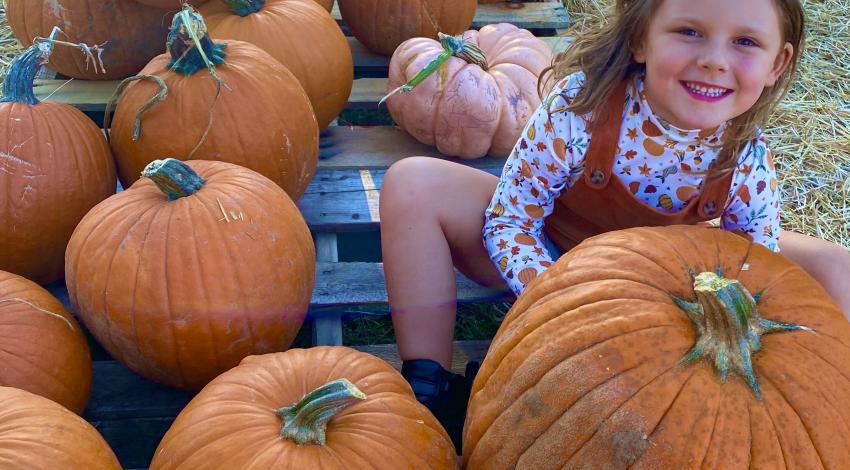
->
<box><xmin>539</xmin><ymin>0</ymin><xmax>805</xmax><ymax>179</ymax></box>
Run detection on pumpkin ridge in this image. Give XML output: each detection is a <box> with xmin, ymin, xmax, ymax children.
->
<box><xmin>747</xmin><ymin>399</ymin><xmax>785</xmax><ymax>466</ymax></box>
<box><xmin>642</xmin><ymin>367</ymin><xmax>708</xmax><ymax>462</ymax></box>
<box><xmin>570</xmin><ymin>241</ymin><xmax>691</xmax><ymax>289</ymax></box>
<box><xmin>758</xmin><ymin>391</ymin><xmax>797</xmax><ymax>466</ymax></box>
<box><xmin>757</xmin><ymin>373</ymin><xmax>828</xmax><ymax>467</ymax></box>
<box><xmin>789</xmin><ymin>340</ymin><xmax>850</xmax><ymax>385</ymax></box>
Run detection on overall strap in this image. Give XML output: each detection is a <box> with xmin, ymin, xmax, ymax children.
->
<box><xmin>696</xmin><ymin>159</ymin><xmax>735</xmax><ymax>218</ymax></box>
<box><xmin>583</xmin><ymin>80</ymin><xmax>628</xmax><ymax>189</ymax></box>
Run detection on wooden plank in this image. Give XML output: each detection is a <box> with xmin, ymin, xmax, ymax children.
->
<box><xmin>313</xmin><ymin>233</ymin><xmax>344</xmax><ymax>345</ymax></box>
<box><xmin>332</xmin><ymin>2</ymin><xmax>570</xmax><ymax>31</ymax></box>
<box><xmin>33</xmin><ymin>36</ymin><xmax>571</xmax><ymax>112</ymax></box>
<box><xmin>353</xmin><ymin>340</ymin><xmax>491</xmax><ymax>375</ymax></box>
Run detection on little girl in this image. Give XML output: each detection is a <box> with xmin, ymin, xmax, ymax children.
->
<box><xmin>380</xmin><ymin>0</ymin><xmax>850</xmax><ymax>450</ymax></box>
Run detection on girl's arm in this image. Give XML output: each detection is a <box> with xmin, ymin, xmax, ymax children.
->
<box><xmin>483</xmin><ymin>75</ymin><xmax>588</xmax><ymax>295</ymax></box>
<box><xmin>720</xmin><ymin>134</ymin><xmax>781</xmax><ymax>251</ymax></box>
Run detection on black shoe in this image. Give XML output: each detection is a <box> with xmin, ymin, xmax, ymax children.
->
<box><xmin>401</xmin><ymin>359</ymin><xmax>480</xmax><ymax>453</ymax></box>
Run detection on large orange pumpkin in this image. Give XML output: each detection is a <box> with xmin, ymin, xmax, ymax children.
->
<box><xmin>0</xmin><ymin>271</ymin><xmax>92</xmax><ymax>415</ymax></box>
<box><xmin>201</xmin><ymin>0</ymin><xmax>353</xmax><ymax>130</ymax></box>
<box><xmin>312</xmin><ymin>0</ymin><xmax>333</xmax><ymax>10</ymax></box>
<box><xmin>463</xmin><ymin>226</ymin><xmax>850</xmax><ymax>468</ymax></box>
<box><xmin>109</xmin><ymin>8</ymin><xmax>318</xmax><ymax>200</ymax></box>
<box><xmin>65</xmin><ymin>159</ymin><xmax>316</xmax><ymax>391</ymax></box>
<box><xmin>0</xmin><ymin>387</ymin><xmax>121</xmax><ymax>469</ymax></box>
<box><xmin>0</xmin><ymin>41</ymin><xmax>117</xmax><ymax>284</ymax></box>
<box><xmin>386</xmin><ymin>23</ymin><xmax>552</xmax><ymax>158</ymax></box>
<box><xmin>6</xmin><ymin>0</ymin><xmax>170</xmax><ymax>80</ymax></box>
<box><xmin>337</xmin><ymin>0</ymin><xmax>476</xmax><ymax>56</ymax></box>
<box><xmin>150</xmin><ymin>347</ymin><xmax>457</xmax><ymax>469</ymax></box>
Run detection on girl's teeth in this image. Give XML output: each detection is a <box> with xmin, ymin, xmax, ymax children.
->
<box><xmin>685</xmin><ymin>82</ymin><xmax>727</xmax><ymax>97</ymax></box>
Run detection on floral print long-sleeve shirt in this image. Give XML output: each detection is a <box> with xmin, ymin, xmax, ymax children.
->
<box><xmin>483</xmin><ymin>72</ymin><xmax>781</xmax><ymax>296</ymax></box>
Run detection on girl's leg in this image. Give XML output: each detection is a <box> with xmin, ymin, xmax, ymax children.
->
<box><xmin>380</xmin><ymin>157</ymin><xmax>505</xmax><ymax>369</ymax></box>
<box><xmin>779</xmin><ymin>229</ymin><xmax>850</xmax><ymax>320</ymax></box>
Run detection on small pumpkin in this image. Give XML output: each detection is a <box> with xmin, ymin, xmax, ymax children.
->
<box><xmin>337</xmin><ymin>0</ymin><xmax>476</xmax><ymax>56</ymax></box>
<box><xmin>200</xmin><ymin>0</ymin><xmax>353</xmax><ymax>130</ymax></box>
<box><xmin>150</xmin><ymin>347</ymin><xmax>457</xmax><ymax>469</ymax></box>
<box><xmin>109</xmin><ymin>7</ymin><xmax>318</xmax><ymax>200</ymax></box>
<box><xmin>385</xmin><ymin>24</ymin><xmax>553</xmax><ymax>158</ymax></box>
<box><xmin>0</xmin><ymin>387</ymin><xmax>121</xmax><ymax>469</ymax></box>
<box><xmin>0</xmin><ymin>38</ymin><xmax>117</xmax><ymax>284</ymax></box>
<box><xmin>0</xmin><ymin>270</ymin><xmax>92</xmax><ymax>415</ymax></box>
<box><xmin>463</xmin><ymin>225</ymin><xmax>850</xmax><ymax>468</ymax></box>
<box><xmin>65</xmin><ymin>159</ymin><xmax>316</xmax><ymax>391</ymax></box>
<box><xmin>6</xmin><ymin>0</ymin><xmax>171</xmax><ymax>80</ymax></box>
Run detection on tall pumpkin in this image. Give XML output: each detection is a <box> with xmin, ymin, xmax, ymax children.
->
<box><xmin>386</xmin><ymin>24</ymin><xmax>552</xmax><ymax>158</ymax></box>
<box><xmin>0</xmin><ymin>39</ymin><xmax>117</xmax><ymax>284</ymax></box>
<box><xmin>0</xmin><ymin>271</ymin><xmax>92</xmax><ymax>415</ymax></box>
<box><xmin>6</xmin><ymin>0</ymin><xmax>170</xmax><ymax>80</ymax></box>
<box><xmin>337</xmin><ymin>0</ymin><xmax>476</xmax><ymax>56</ymax></box>
<box><xmin>0</xmin><ymin>387</ymin><xmax>121</xmax><ymax>469</ymax></box>
<box><xmin>65</xmin><ymin>159</ymin><xmax>316</xmax><ymax>391</ymax></box>
<box><xmin>200</xmin><ymin>0</ymin><xmax>353</xmax><ymax>130</ymax></box>
<box><xmin>463</xmin><ymin>226</ymin><xmax>850</xmax><ymax>468</ymax></box>
<box><xmin>109</xmin><ymin>8</ymin><xmax>318</xmax><ymax>200</ymax></box>
<box><xmin>151</xmin><ymin>347</ymin><xmax>457</xmax><ymax>469</ymax></box>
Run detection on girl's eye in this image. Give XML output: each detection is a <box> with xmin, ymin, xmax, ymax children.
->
<box><xmin>735</xmin><ymin>37</ymin><xmax>758</xmax><ymax>47</ymax></box>
<box><xmin>677</xmin><ymin>28</ymin><xmax>700</xmax><ymax>37</ymax></box>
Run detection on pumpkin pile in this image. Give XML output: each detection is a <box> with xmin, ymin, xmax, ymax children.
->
<box><xmin>463</xmin><ymin>225</ymin><xmax>850</xmax><ymax>468</ymax></box>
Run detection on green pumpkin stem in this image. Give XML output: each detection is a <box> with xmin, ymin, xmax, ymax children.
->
<box><xmin>222</xmin><ymin>0</ymin><xmax>265</xmax><ymax>16</ymax></box>
<box><xmin>167</xmin><ymin>6</ymin><xmax>227</xmax><ymax>76</ymax></box>
<box><xmin>141</xmin><ymin>159</ymin><xmax>206</xmax><ymax>200</ymax></box>
<box><xmin>673</xmin><ymin>271</ymin><xmax>814</xmax><ymax>398</ymax></box>
<box><xmin>379</xmin><ymin>32</ymin><xmax>488</xmax><ymax>107</ymax></box>
<box><xmin>276</xmin><ymin>379</ymin><xmax>367</xmax><ymax>446</ymax></box>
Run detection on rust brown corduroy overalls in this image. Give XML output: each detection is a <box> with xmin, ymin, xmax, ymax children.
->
<box><xmin>543</xmin><ymin>81</ymin><xmax>734</xmax><ymax>252</ymax></box>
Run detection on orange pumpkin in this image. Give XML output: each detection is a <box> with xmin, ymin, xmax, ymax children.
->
<box><xmin>65</xmin><ymin>159</ymin><xmax>316</xmax><ymax>391</ymax></box>
<box><xmin>386</xmin><ymin>24</ymin><xmax>553</xmax><ymax>158</ymax></box>
<box><xmin>312</xmin><ymin>0</ymin><xmax>333</xmax><ymax>10</ymax></box>
<box><xmin>109</xmin><ymin>8</ymin><xmax>318</xmax><ymax>200</ymax></box>
<box><xmin>464</xmin><ymin>225</ymin><xmax>850</xmax><ymax>468</ymax></box>
<box><xmin>6</xmin><ymin>0</ymin><xmax>170</xmax><ymax>80</ymax></box>
<box><xmin>201</xmin><ymin>0</ymin><xmax>353</xmax><ymax>130</ymax></box>
<box><xmin>337</xmin><ymin>0</ymin><xmax>476</xmax><ymax>56</ymax></box>
<box><xmin>0</xmin><ymin>41</ymin><xmax>117</xmax><ymax>284</ymax></box>
<box><xmin>0</xmin><ymin>387</ymin><xmax>121</xmax><ymax>469</ymax></box>
<box><xmin>150</xmin><ymin>347</ymin><xmax>457</xmax><ymax>469</ymax></box>
<box><xmin>0</xmin><ymin>271</ymin><xmax>92</xmax><ymax>414</ymax></box>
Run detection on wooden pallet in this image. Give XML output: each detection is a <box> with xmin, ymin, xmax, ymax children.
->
<box><xmin>34</xmin><ymin>3</ymin><xmax>569</xmax><ymax>467</ymax></box>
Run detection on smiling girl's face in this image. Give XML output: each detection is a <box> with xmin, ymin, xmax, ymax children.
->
<box><xmin>632</xmin><ymin>0</ymin><xmax>793</xmax><ymax>131</ymax></box>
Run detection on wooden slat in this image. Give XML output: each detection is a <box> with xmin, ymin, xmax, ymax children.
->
<box><xmin>353</xmin><ymin>340</ymin><xmax>491</xmax><ymax>375</ymax></box>
<box><xmin>331</xmin><ymin>2</ymin><xmax>570</xmax><ymax>31</ymax></box>
<box><xmin>33</xmin><ymin>36</ymin><xmax>571</xmax><ymax>111</ymax></box>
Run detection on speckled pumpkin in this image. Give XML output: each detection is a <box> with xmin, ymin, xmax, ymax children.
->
<box><xmin>337</xmin><ymin>0</ymin><xmax>476</xmax><ymax>56</ymax></box>
<box><xmin>65</xmin><ymin>159</ymin><xmax>315</xmax><ymax>391</ymax></box>
<box><xmin>0</xmin><ymin>271</ymin><xmax>92</xmax><ymax>415</ymax></box>
<box><xmin>464</xmin><ymin>225</ymin><xmax>850</xmax><ymax>469</ymax></box>
<box><xmin>151</xmin><ymin>347</ymin><xmax>457</xmax><ymax>469</ymax></box>
<box><xmin>386</xmin><ymin>23</ymin><xmax>552</xmax><ymax>159</ymax></box>
<box><xmin>6</xmin><ymin>0</ymin><xmax>170</xmax><ymax>80</ymax></box>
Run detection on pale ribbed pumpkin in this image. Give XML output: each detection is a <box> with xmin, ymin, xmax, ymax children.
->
<box><xmin>201</xmin><ymin>0</ymin><xmax>353</xmax><ymax>130</ymax></box>
<box><xmin>0</xmin><ymin>271</ymin><xmax>92</xmax><ymax>415</ymax></box>
<box><xmin>6</xmin><ymin>0</ymin><xmax>170</xmax><ymax>80</ymax></box>
<box><xmin>386</xmin><ymin>23</ymin><xmax>552</xmax><ymax>159</ymax></box>
<box><xmin>463</xmin><ymin>225</ymin><xmax>850</xmax><ymax>468</ymax></box>
<box><xmin>151</xmin><ymin>347</ymin><xmax>457</xmax><ymax>469</ymax></box>
<box><xmin>0</xmin><ymin>387</ymin><xmax>121</xmax><ymax>469</ymax></box>
<box><xmin>65</xmin><ymin>159</ymin><xmax>316</xmax><ymax>391</ymax></box>
<box><xmin>0</xmin><ymin>41</ymin><xmax>117</xmax><ymax>284</ymax></box>
<box><xmin>109</xmin><ymin>8</ymin><xmax>318</xmax><ymax>200</ymax></box>
<box><xmin>337</xmin><ymin>0</ymin><xmax>476</xmax><ymax>56</ymax></box>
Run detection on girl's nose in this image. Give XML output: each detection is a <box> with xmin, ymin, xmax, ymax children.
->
<box><xmin>696</xmin><ymin>42</ymin><xmax>730</xmax><ymax>73</ymax></box>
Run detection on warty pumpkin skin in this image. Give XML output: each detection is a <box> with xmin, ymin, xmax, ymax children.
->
<box><xmin>463</xmin><ymin>225</ymin><xmax>850</xmax><ymax>469</ymax></box>
<box><xmin>0</xmin><ymin>387</ymin><xmax>121</xmax><ymax>469</ymax></box>
<box><xmin>150</xmin><ymin>347</ymin><xmax>457</xmax><ymax>469</ymax></box>
<box><xmin>65</xmin><ymin>159</ymin><xmax>316</xmax><ymax>391</ymax></box>
<box><xmin>337</xmin><ymin>0</ymin><xmax>476</xmax><ymax>56</ymax></box>
<box><xmin>386</xmin><ymin>23</ymin><xmax>553</xmax><ymax>158</ymax></box>
<box><xmin>0</xmin><ymin>271</ymin><xmax>92</xmax><ymax>415</ymax></box>
<box><xmin>201</xmin><ymin>0</ymin><xmax>354</xmax><ymax>130</ymax></box>
<box><xmin>6</xmin><ymin>0</ymin><xmax>171</xmax><ymax>80</ymax></box>
<box><xmin>0</xmin><ymin>41</ymin><xmax>117</xmax><ymax>284</ymax></box>
<box><xmin>109</xmin><ymin>9</ymin><xmax>318</xmax><ymax>200</ymax></box>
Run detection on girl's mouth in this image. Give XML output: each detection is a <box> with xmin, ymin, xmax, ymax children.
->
<box><xmin>681</xmin><ymin>81</ymin><xmax>732</xmax><ymax>102</ymax></box>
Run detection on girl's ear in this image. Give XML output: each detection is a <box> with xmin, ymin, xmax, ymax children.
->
<box><xmin>632</xmin><ymin>41</ymin><xmax>647</xmax><ymax>64</ymax></box>
<box><xmin>766</xmin><ymin>42</ymin><xmax>794</xmax><ymax>87</ymax></box>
